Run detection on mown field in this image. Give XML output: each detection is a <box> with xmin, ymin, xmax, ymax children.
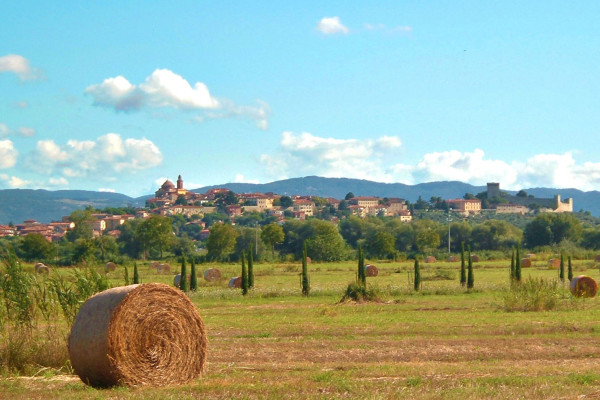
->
<box><xmin>2</xmin><ymin>257</ymin><xmax>600</xmax><ymax>399</ymax></box>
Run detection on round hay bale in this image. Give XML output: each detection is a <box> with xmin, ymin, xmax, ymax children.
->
<box><xmin>521</xmin><ymin>258</ymin><xmax>532</xmax><ymax>268</ymax></box>
<box><xmin>306</xmin><ymin>256</ymin><xmax>312</xmax><ymax>264</ymax></box>
<box><xmin>470</xmin><ymin>255</ymin><xmax>480</xmax><ymax>262</ymax></box>
<box><xmin>35</xmin><ymin>262</ymin><xmax>49</xmax><ymax>274</ymax></box>
<box><xmin>157</xmin><ymin>263</ymin><xmax>171</xmax><ymax>273</ymax></box>
<box><xmin>203</xmin><ymin>268</ymin><xmax>222</xmax><ymax>282</ymax></box>
<box><xmin>364</xmin><ymin>264</ymin><xmax>378</xmax><ymax>277</ymax></box>
<box><xmin>228</xmin><ymin>276</ymin><xmax>241</xmax><ymax>289</ymax></box>
<box><xmin>105</xmin><ymin>262</ymin><xmax>117</xmax><ymax>273</ymax></box>
<box><xmin>526</xmin><ymin>253</ymin><xmax>536</xmax><ymax>259</ymax></box>
<box><xmin>570</xmin><ymin>275</ymin><xmax>598</xmax><ymax>298</ymax></box>
<box><xmin>446</xmin><ymin>255</ymin><xmax>458</xmax><ymax>262</ymax></box>
<box><xmin>150</xmin><ymin>261</ymin><xmax>160</xmax><ymax>269</ymax></box>
<box><xmin>548</xmin><ymin>258</ymin><xmax>560</xmax><ymax>269</ymax></box>
<box><xmin>594</xmin><ymin>255</ymin><xmax>600</xmax><ymax>263</ymax></box>
<box><xmin>173</xmin><ymin>274</ymin><xmax>192</xmax><ymax>288</ymax></box>
<box><xmin>425</xmin><ymin>256</ymin><xmax>436</xmax><ymax>263</ymax></box>
<box><xmin>68</xmin><ymin>283</ymin><xmax>207</xmax><ymax>388</ymax></box>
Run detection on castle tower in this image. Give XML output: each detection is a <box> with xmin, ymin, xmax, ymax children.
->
<box><xmin>487</xmin><ymin>182</ymin><xmax>500</xmax><ymax>199</ymax></box>
<box><xmin>177</xmin><ymin>175</ymin><xmax>183</xmax><ymax>190</ymax></box>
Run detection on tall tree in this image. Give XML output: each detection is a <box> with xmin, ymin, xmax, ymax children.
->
<box><xmin>124</xmin><ymin>265</ymin><xmax>130</xmax><ymax>285</ymax></box>
<box><xmin>135</xmin><ymin>215</ymin><xmax>174</xmax><ymax>259</ymax></box>
<box><xmin>414</xmin><ymin>258</ymin><xmax>421</xmax><ymax>291</ymax></box>
<box><xmin>510</xmin><ymin>248</ymin><xmax>515</xmax><ymax>281</ymax></box>
<box><xmin>190</xmin><ymin>257</ymin><xmax>198</xmax><ymax>291</ymax></box>
<box><xmin>460</xmin><ymin>242</ymin><xmax>466</xmax><ymax>287</ymax></box>
<box><xmin>357</xmin><ymin>245</ymin><xmax>366</xmax><ymax>286</ymax></box>
<box><xmin>241</xmin><ymin>252</ymin><xmax>248</xmax><ymax>296</ymax></box>
<box><xmin>301</xmin><ymin>242</ymin><xmax>310</xmax><ymax>296</ymax></box>
<box><xmin>133</xmin><ymin>262</ymin><xmax>140</xmax><ymax>284</ymax></box>
<box><xmin>515</xmin><ymin>244</ymin><xmax>522</xmax><ymax>282</ymax></box>
<box><xmin>559</xmin><ymin>252</ymin><xmax>565</xmax><ymax>282</ymax></box>
<box><xmin>180</xmin><ymin>257</ymin><xmax>188</xmax><ymax>292</ymax></box>
<box><xmin>467</xmin><ymin>245</ymin><xmax>474</xmax><ymax>289</ymax></box>
<box><xmin>206</xmin><ymin>223</ymin><xmax>239</xmax><ymax>260</ymax></box>
<box><xmin>247</xmin><ymin>248</ymin><xmax>254</xmax><ymax>288</ymax></box>
<box><xmin>568</xmin><ymin>256</ymin><xmax>573</xmax><ymax>281</ymax></box>
<box><xmin>261</xmin><ymin>223</ymin><xmax>284</xmax><ymax>256</ymax></box>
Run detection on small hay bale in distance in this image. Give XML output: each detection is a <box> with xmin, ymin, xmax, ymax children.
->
<box><xmin>157</xmin><ymin>263</ymin><xmax>171</xmax><ymax>273</ymax></box>
<box><xmin>365</xmin><ymin>264</ymin><xmax>378</xmax><ymax>277</ymax></box>
<box><xmin>521</xmin><ymin>258</ymin><xmax>532</xmax><ymax>268</ymax></box>
<box><xmin>68</xmin><ymin>283</ymin><xmax>207</xmax><ymax>388</ymax></box>
<box><xmin>446</xmin><ymin>255</ymin><xmax>458</xmax><ymax>262</ymax></box>
<box><xmin>548</xmin><ymin>258</ymin><xmax>560</xmax><ymax>269</ymax></box>
<box><xmin>105</xmin><ymin>262</ymin><xmax>117</xmax><ymax>273</ymax></box>
<box><xmin>306</xmin><ymin>256</ymin><xmax>312</xmax><ymax>264</ymax></box>
<box><xmin>594</xmin><ymin>255</ymin><xmax>600</xmax><ymax>263</ymax></box>
<box><xmin>526</xmin><ymin>253</ymin><xmax>536</xmax><ymax>259</ymax></box>
<box><xmin>203</xmin><ymin>268</ymin><xmax>222</xmax><ymax>282</ymax></box>
<box><xmin>570</xmin><ymin>275</ymin><xmax>598</xmax><ymax>298</ymax></box>
<box><xmin>228</xmin><ymin>276</ymin><xmax>242</xmax><ymax>288</ymax></box>
<box><xmin>35</xmin><ymin>262</ymin><xmax>49</xmax><ymax>274</ymax></box>
<box><xmin>173</xmin><ymin>274</ymin><xmax>191</xmax><ymax>288</ymax></box>
<box><xmin>425</xmin><ymin>256</ymin><xmax>436</xmax><ymax>263</ymax></box>
<box><xmin>470</xmin><ymin>255</ymin><xmax>480</xmax><ymax>262</ymax></box>
<box><xmin>150</xmin><ymin>261</ymin><xmax>160</xmax><ymax>269</ymax></box>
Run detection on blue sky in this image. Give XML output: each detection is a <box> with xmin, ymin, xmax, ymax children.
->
<box><xmin>1</xmin><ymin>1</ymin><xmax>600</xmax><ymax>196</ymax></box>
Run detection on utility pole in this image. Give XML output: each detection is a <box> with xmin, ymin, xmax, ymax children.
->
<box><xmin>447</xmin><ymin>212</ymin><xmax>452</xmax><ymax>254</ymax></box>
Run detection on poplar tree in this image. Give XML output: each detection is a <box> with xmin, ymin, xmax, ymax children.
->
<box><xmin>247</xmin><ymin>248</ymin><xmax>254</xmax><ymax>288</ymax></box>
<box><xmin>180</xmin><ymin>257</ymin><xmax>188</xmax><ymax>292</ymax></box>
<box><xmin>124</xmin><ymin>265</ymin><xmax>130</xmax><ymax>285</ymax></box>
<box><xmin>357</xmin><ymin>245</ymin><xmax>366</xmax><ymax>286</ymax></box>
<box><xmin>510</xmin><ymin>248</ymin><xmax>515</xmax><ymax>281</ymax></box>
<box><xmin>190</xmin><ymin>257</ymin><xmax>198</xmax><ymax>291</ymax></box>
<box><xmin>515</xmin><ymin>244</ymin><xmax>522</xmax><ymax>282</ymax></box>
<box><xmin>460</xmin><ymin>242</ymin><xmax>466</xmax><ymax>287</ymax></box>
<box><xmin>414</xmin><ymin>258</ymin><xmax>421</xmax><ymax>291</ymax></box>
<box><xmin>467</xmin><ymin>245</ymin><xmax>474</xmax><ymax>289</ymax></box>
<box><xmin>241</xmin><ymin>252</ymin><xmax>248</xmax><ymax>295</ymax></box>
<box><xmin>301</xmin><ymin>242</ymin><xmax>310</xmax><ymax>296</ymax></box>
<box><xmin>559</xmin><ymin>252</ymin><xmax>565</xmax><ymax>282</ymax></box>
<box><xmin>568</xmin><ymin>256</ymin><xmax>573</xmax><ymax>281</ymax></box>
<box><xmin>133</xmin><ymin>262</ymin><xmax>140</xmax><ymax>284</ymax></box>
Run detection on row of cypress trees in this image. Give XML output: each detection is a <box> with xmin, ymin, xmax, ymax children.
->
<box><xmin>241</xmin><ymin>248</ymin><xmax>256</xmax><ymax>295</ymax></box>
<box><xmin>178</xmin><ymin>257</ymin><xmax>198</xmax><ymax>292</ymax></box>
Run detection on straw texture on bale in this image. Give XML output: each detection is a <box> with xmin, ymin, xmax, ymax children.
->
<box><xmin>105</xmin><ymin>262</ymin><xmax>117</xmax><ymax>272</ymax></box>
<box><xmin>594</xmin><ymin>255</ymin><xmax>600</xmax><ymax>263</ymax></box>
<box><xmin>173</xmin><ymin>274</ymin><xmax>191</xmax><ymax>288</ymax></box>
<box><xmin>570</xmin><ymin>275</ymin><xmax>598</xmax><ymax>298</ymax></box>
<box><xmin>150</xmin><ymin>261</ymin><xmax>160</xmax><ymax>269</ymax></box>
<box><xmin>157</xmin><ymin>263</ymin><xmax>171</xmax><ymax>273</ymax></box>
<box><xmin>228</xmin><ymin>276</ymin><xmax>242</xmax><ymax>288</ymax></box>
<box><xmin>446</xmin><ymin>256</ymin><xmax>458</xmax><ymax>262</ymax></box>
<box><xmin>35</xmin><ymin>262</ymin><xmax>49</xmax><ymax>274</ymax></box>
<box><xmin>68</xmin><ymin>283</ymin><xmax>207</xmax><ymax>388</ymax></box>
<box><xmin>203</xmin><ymin>268</ymin><xmax>222</xmax><ymax>282</ymax></box>
<box><xmin>470</xmin><ymin>255</ymin><xmax>480</xmax><ymax>262</ymax></box>
<box><xmin>548</xmin><ymin>258</ymin><xmax>560</xmax><ymax>268</ymax></box>
<box><xmin>521</xmin><ymin>258</ymin><xmax>532</xmax><ymax>268</ymax></box>
<box><xmin>425</xmin><ymin>256</ymin><xmax>436</xmax><ymax>263</ymax></box>
<box><xmin>365</xmin><ymin>264</ymin><xmax>378</xmax><ymax>277</ymax></box>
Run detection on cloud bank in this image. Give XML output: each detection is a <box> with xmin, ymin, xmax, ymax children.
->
<box><xmin>316</xmin><ymin>17</ymin><xmax>349</xmax><ymax>35</ymax></box>
<box><xmin>0</xmin><ymin>140</ymin><xmax>18</xmax><ymax>169</ymax></box>
<box><xmin>0</xmin><ymin>54</ymin><xmax>42</xmax><ymax>80</ymax></box>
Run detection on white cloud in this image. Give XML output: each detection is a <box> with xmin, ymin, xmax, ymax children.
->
<box><xmin>0</xmin><ymin>174</ymin><xmax>30</xmax><ymax>188</ymax></box>
<box><xmin>0</xmin><ymin>54</ymin><xmax>42</xmax><ymax>80</ymax></box>
<box><xmin>234</xmin><ymin>174</ymin><xmax>259</xmax><ymax>184</ymax></box>
<box><xmin>316</xmin><ymin>17</ymin><xmax>349</xmax><ymax>35</ymax></box>
<box><xmin>26</xmin><ymin>133</ymin><xmax>162</xmax><ymax>178</ymax></box>
<box><xmin>98</xmin><ymin>188</ymin><xmax>116</xmax><ymax>193</ymax></box>
<box><xmin>0</xmin><ymin>140</ymin><xmax>18</xmax><ymax>168</ymax></box>
<box><xmin>17</xmin><ymin>127</ymin><xmax>35</xmax><ymax>137</ymax></box>
<box><xmin>0</xmin><ymin>123</ymin><xmax>10</xmax><ymax>137</ymax></box>
<box><xmin>261</xmin><ymin>132</ymin><xmax>402</xmax><ymax>182</ymax></box>
<box><xmin>48</xmin><ymin>177</ymin><xmax>69</xmax><ymax>186</ymax></box>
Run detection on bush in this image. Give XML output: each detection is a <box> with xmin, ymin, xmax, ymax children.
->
<box><xmin>340</xmin><ymin>283</ymin><xmax>381</xmax><ymax>302</ymax></box>
<box><xmin>500</xmin><ymin>278</ymin><xmax>564</xmax><ymax>312</ymax></box>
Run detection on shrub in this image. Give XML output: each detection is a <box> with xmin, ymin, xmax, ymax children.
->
<box><xmin>340</xmin><ymin>283</ymin><xmax>380</xmax><ymax>302</ymax></box>
<box><xmin>501</xmin><ymin>277</ymin><xmax>562</xmax><ymax>312</ymax></box>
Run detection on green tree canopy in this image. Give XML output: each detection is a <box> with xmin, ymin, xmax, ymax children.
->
<box><xmin>206</xmin><ymin>223</ymin><xmax>239</xmax><ymax>260</ymax></box>
<box><xmin>261</xmin><ymin>223</ymin><xmax>285</xmax><ymax>256</ymax></box>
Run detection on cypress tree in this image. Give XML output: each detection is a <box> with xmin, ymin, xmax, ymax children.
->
<box><xmin>133</xmin><ymin>262</ymin><xmax>140</xmax><ymax>284</ymax></box>
<box><xmin>248</xmin><ymin>248</ymin><xmax>254</xmax><ymax>288</ymax></box>
<box><xmin>515</xmin><ymin>244</ymin><xmax>522</xmax><ymax>282</ymax></box>
<box><xmin>559</xmin><ymin>252</ymin><xmax>565</xmax><ymax>282</ymax></box>
<box><xmin>241</xmin><ymin>252</ymin><xmax>248</xmax><ymax>295</ymax></box>
<box><xmin>414</xmin><ymin>258</ymin><xmax>421</xmax><ymax>291</ymax></box>
<box><xmin>467</xmin><ymin>245</ymin><xmax>474</xmax><ymax>289</ymax></box>
<box><xmin>124</xmin><ymin>265</ymin><xmax>130</xmax><ymax>285</ymax></box>
<box><xmin>180</xmin><ymin>257</ymin><xmax>188</xmax><ymax>292</ymax></box>
<box><xmin>510</xmin><ymin>248</ymin><xmax>515</xmax><ymax>281</ymax></box>
<box><xmin>460</xmin><ymin>242</ymin><xmax>466</xmax><ymax>287</ymax></box>
<box><xmin>357</xmin><ymin>245</ymin><xmax>366</xmax><ymax>286</ymax></box>
<box><xmin>301</xmin><ymin>242</ymin><xmax>310</xmax><ymax>296</ymax></box>
<box><xmin>190</xmin><ymin>257</ymin><xmax>198</xmax><ymax>291</ymax></box>
<box><xmin>568</xmin><ymin>255</ymin><xmax>573</xmax><ymax>281</ymax></box>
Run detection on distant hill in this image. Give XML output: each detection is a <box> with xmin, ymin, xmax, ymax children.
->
<box><xmin>1</xmin><ymin>177</ymin><xmax>599</xmax><ymax>224</ymax></box>
<box><xmin>0</xmin><ymin>189</ymin><xmax>142</xmax><ymax>224</ymax></box>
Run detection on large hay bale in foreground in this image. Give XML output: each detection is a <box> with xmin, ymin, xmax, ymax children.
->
<box><xmin>365</xmin><ymin>264</ymin><xmax>378</xmax><ymax>277</ymax></box>
<box><xmin>228</xmin><ymin>276</ymin><xmax>241</xmax><ymax>288</ymax></box>
<box><xmin>68</xmin><ymin>283</ymin><xmax>207</xmax><ymax>388</ymax></box>
<box><xmin>521</xmin><ymin>258</ymin><xmax>532</xmax><ymax>268</ymax></box>
<box><xmin>105</xmin><ymin>262</ymin><xmax>117</xmax><ymax>273</ymax></box>
<box><xmin>425</xmin><ymin>256</ymin><xmax>436</xmax><ymax>263</ymax></box>
<box><xmin>204</xmin><ymin>268</ymin><xmax>222</xmax><ymax>282</ymax></box>
<box><xmin>157</xmin><ymin>263</ymin><xmax>171</xmax><ymax>273</ymax></box>
<box><xmin>548</xmin><ymin>258</ymin><xmax>560</xmax><ymax>269</ymax></box>
<box><xmin>570</xmin><ymin>275</ymin><xmax>598</xmax><ymax>298</ymax></box>
<box><xmin>446</xmin><ymin>255</ymin><xmax>458</xmax><ymax>262</ymax></box>
<box><xmin>35</xmin><ymin>262</ymin><xmax>49</xmax><ymax>274</ymax></box>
